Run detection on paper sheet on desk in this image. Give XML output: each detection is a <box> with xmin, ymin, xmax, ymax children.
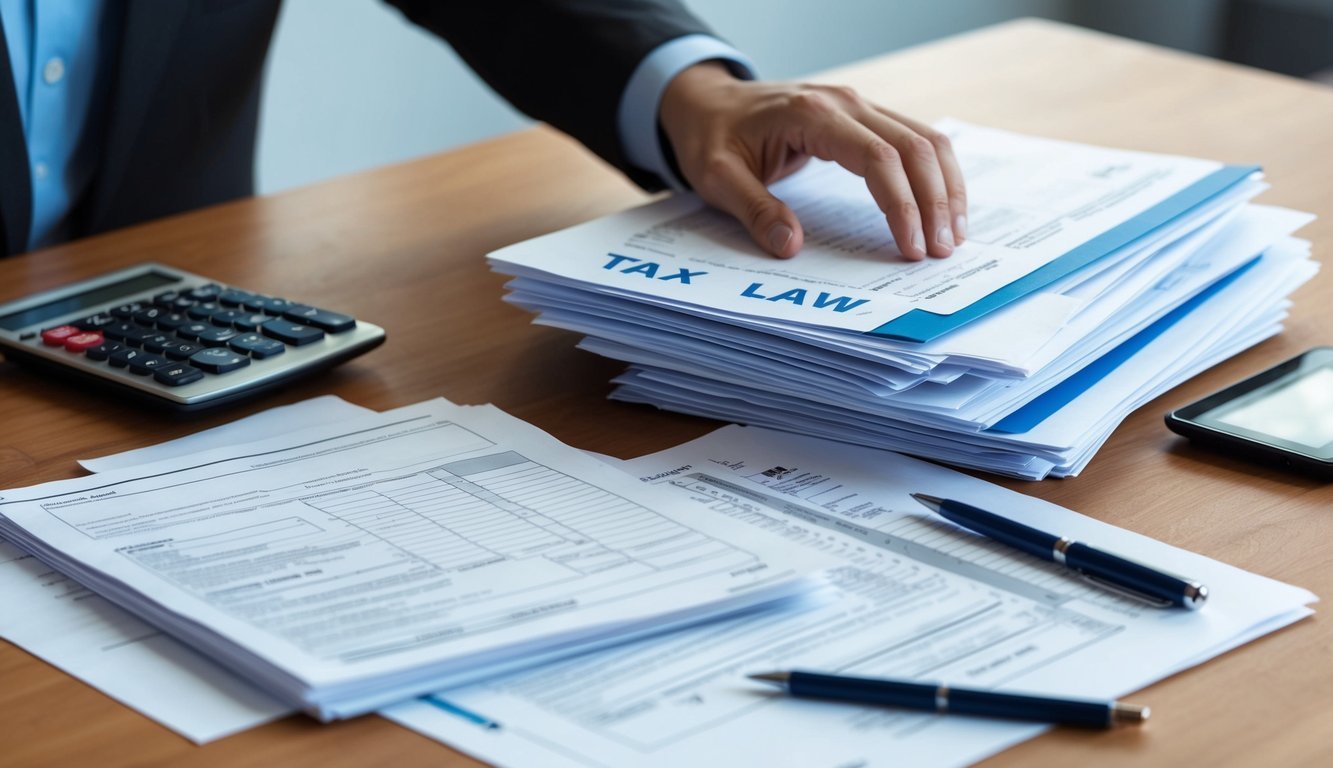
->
<box><xmin>383</xmin><ymin>425</ymin><xmax>1315</xmax><ymax>768</ymax></box>
<box><xmin>78</xmin><ymin>395</ymin><xmax>375</xmax><ymax>473</ymax></box>
<box><xmin>0</xmin><ymin>396</ymin><xmax>371</xmax><ymax>743</ymax></box>
<box><xmin>0</xmin><ymin>540</ymin><xmax>289</xmax><ymax>742</ymax></box>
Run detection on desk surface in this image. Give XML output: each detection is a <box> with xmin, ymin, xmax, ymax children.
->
<box><xmin>1</xmin><ymin>18</ymin><xmax>1330</xmax><ymax>767</ymax></box>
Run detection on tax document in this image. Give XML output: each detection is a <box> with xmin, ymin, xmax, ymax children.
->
<box><xmin>0</xmin><ymin>398</ymin><xmax>369</xmax><ymax>742</ymax></box>
<box><xmin>0</xmin><ymin>539</ymin><xmax>290</xmax><ymax>742</ymax></box>
<box><xmin>77</xmin><ymin>394</ymin><xmax>374</xmax><ymax>473</ymax></box>
<box><xmin>0</xmin><ymin>401</ymin><xmax>831</xmax><ymax>720</ymax></box>
<box><xmin>490</xmin><ymin>120</ymin><xmax>1229</xmax><ymax>332</ymax></box>
<box><xmin>384</xmin><ymin>425</ymin><xmax>1315</xmax><ymax>768</ymax></box>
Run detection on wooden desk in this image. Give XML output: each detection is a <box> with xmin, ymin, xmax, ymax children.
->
<box><xmin>1</xmin><ymin>18</ymin><xmax>1330</xmax><ymax>767</ymax></box>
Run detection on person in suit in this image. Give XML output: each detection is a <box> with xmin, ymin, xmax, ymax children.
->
<box><xmin>0</xmin><ymin>0</ymin><xmax>966</xmax><ymax>263</ymax></box>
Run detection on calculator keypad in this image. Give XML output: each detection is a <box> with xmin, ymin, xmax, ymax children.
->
<box><xmin>85</xmin><ymin>341</ymin><xmax>124</xmax><ymax>361</ymax></box>
<box><xmin>128</xmin><ymin>354</ymin><xmax>171</xmax><ymax>376</ymax></box>
<box><xmin>229</xmin><ymin>333</ymin><xmax>286</xmax><ymax>359</ymax></box>
<box><xmin>110</xmin><ymin>303</ymin><xmax>145</xmax><ymax>318</ymax></box>
<box><xmin>282</xmin><ymin>305</ymin><xmax>356</xmax><ymax>333</ymax></box>
<box><xmin>108</xmin><ymin>348</ymin><xmax>146</xmax><ymax>368</ymax></box>
<box><xmin>74</xmin><ymin>313</ymin><xmax>117</xmax><ymax>330</ymax></box>
<box><xmin>45</xmin><ymin>282</ymin><xmax>360</xmax><ymax>392</ymax></box>
<box><xmin>260</xmin><ymin>319</ymin><xmax>325</xmax><ymax>346</ymax></box>
<box><xmin>160</xmin><ymin>340</ymin><xmax>205</xmax><ymax>360</ymax></box>
<box><xmin>41</xmin><ymin>325</ymin><xmax>82</xmax><ymax>346</ymax></box>
<box><xmin>186</xmin><ymin>284</ymin><xmax>222</xmax><ymax>302</ymax></box>
<box><xmin>196</xmin><ymin>327</ymin><xmax>241</xmax><ymax>347</ymax></box>
<box><xmin>154</xmin><ymin>364</ymin><xmax>205</xmax><ymax>387</ymax></box>
<box><xmin>154</xmin><ymin>312</ymin><xmax>191</xmax><ymax>331</ymax></box>
<box><xmin>64</xmin><ymin>332</ymin><xmax>105</xmax><ymax>352</ymax></box>
<box><xmin>209</xmin><ymin>309</ymin><xmax>251</xmax><ymax>327</ymax></box>
<box><xmin>141</xmin><ymin>334</ymin><xmax>175</xmax><ymax>353</ymax></box>
<box><xmin>189</xmin><ymin>347</ymin><xmax>251</xmax><ymax>374</ymax></box>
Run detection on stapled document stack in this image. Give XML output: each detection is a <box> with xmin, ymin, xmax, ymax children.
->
<box><xmin>489</xmin><ymin>121</ymin><xmax>1317</xmax><ymax>479</ymax></box>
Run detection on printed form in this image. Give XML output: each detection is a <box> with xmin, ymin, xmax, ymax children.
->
<box><xmin>0</xmin><ymin>397</ymin><xmax>372</xmax><ymax>741</ymax></box>
<box><xmin>490</xmin><ymin>120</ymin><xmax>1225</xmax><ymax>332</ymax></box>
<box><xmin>0</xmin><ymin>539</ymin><xmax>290</xmax><ymax>741</ymax></box>
<box><xmin>384</xmin><ymin>425</ymin><xmax>1315</xmax><ymax>768</ymax></box>
<box><xmin>0</xmin><ymin>401</ymin><xmax>832</xmax><ymax>719</ymax></box>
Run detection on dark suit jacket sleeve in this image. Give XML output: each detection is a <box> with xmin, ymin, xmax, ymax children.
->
<box><xmin>384</xmin><ymin>0</ymin><xmax>716</xmax><ymax>190</ymax></box>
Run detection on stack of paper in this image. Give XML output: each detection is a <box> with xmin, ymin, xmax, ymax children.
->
<box><xmin>0</xmin><ymin>397</ymin><xmax>373</xmax><ymax>743</ymax></box>
<box><xmin>489</xmin><ymin>121</ymin><xmax>1317</xmax><ymax>478</ymax></box>
<box><xmin>0</xmin><ymin>400</ymin><xmax>832</xmax><ymax>720</ymax></box>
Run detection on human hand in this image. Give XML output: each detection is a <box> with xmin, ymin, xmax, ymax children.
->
<box><xmin>658</xmin><ymin>62</ymin><xmax>967</xmax><ymax>260</ymax></box>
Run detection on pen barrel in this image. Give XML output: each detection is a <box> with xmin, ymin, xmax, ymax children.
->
<box><xmin>788</xmin><ymin>672</ymin><xmax>937</xmax><ymax>710</ymax></box>
<box><xmin>1065</xmin><ymin>543</ymin><xmax>1199</xmax><ymax>609</ymax></box>
<box><xmin>937</xmin><ymin>499</ymin><xmax>1060</xmax><ymax>560</ymax></box>
<box><xmin>786</xmin><ymin>672</ymin><xmax>1119</xmax><ymax>728</ymax></box>
<box><xmin>946</xmin><ymin>688</ymin><xmax>1114</xmax><ymax>728</ymax></box>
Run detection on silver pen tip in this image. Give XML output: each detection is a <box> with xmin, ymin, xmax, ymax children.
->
<box><xmin>747</xmin><ymin>671</ymin><xmax>791</xmax><ymax>685</ymax></box>
<box><xmin>1110</xmin><ymin>702</ymin><xmax>1150</xmax><ymax>725</ymax></box>
<box><xmin>910</xmin><ymin>493</ymin><xmax>944</xmax><ymax>512</ymax></box>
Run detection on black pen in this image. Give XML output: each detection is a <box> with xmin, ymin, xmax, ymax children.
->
<box><xmin>910</xmin><ymin>493</ymin><xmax>1207</xmax><ymax>609</ymax></box>
<box><xmin>750</xmin><ymin>670</ymin><xmax>1148</xmax><ymax>728</ymax></box>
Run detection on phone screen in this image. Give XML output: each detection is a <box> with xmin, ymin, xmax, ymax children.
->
<box><xmin>1168</xmin><ymin>348</ymin><xmax>1333</xmax><ymax>478</ymax></box>
<box><xmin>1208</xmin><ymin>367</ymin><xmax>1333</xmax><ymax>451</ymax></box>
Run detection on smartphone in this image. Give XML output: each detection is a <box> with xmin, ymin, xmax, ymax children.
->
<box><xmin>1165</xmin><ymin>347</ymin><xmax>1333</xmax><ymax>480</ymax></box>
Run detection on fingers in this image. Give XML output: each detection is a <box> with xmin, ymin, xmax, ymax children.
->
<box><xmin>857</xmin><ymin>111</ymin><xmax>961</xmax><ymax>257</ymax></box>
<box><xmin>790</xmin><ymin>88</ymin><xmax>967</xmax><ymax>260</ymax></box>
<box><xmin>658</xmin><ymin>70</ymin><xmax>966</xmax><ymax>262</ymax></box>
<box><xmin>694</xmin><ymin>152</ymin><xmax>804</xmax><ymax>259</ymax></box>
<box><xmin>789</xmin><ymin>101</ymin><xmax>927</xmax><ymax>260</ymax></box>
<box><xmin>878</xmin><ymin>108</ymin><xmax>968</xmax><ymax>246</ymax></box>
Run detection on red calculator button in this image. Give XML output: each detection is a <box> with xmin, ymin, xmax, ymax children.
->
<box><xmin>64</xmin><ymin>331</ymin><xmax>105</xmax><ymax>352</ymax></box>
<box><xmin>41</xmin><ymin>325</ymin><xmax>82</xmax><ymax>346</ymax></box>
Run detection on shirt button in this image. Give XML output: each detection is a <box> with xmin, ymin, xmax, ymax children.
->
<box><xmin>43</xmin><ymin>57</ymin><xmax>66</xmax><ymax>85</ymax></box>
<box><xmin>33</xmin><ymin>161</ymin><xmax>49</xmax><ymax>180</ymax></box>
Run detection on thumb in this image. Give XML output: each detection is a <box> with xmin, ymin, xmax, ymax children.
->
<box><xmin>694</xmin><ymin>154</ymin><xmax>803</xmax><ymax>258</ymax></box>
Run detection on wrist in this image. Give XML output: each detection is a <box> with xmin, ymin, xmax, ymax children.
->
<box><xmin>617</xmin><ymin>36</ymin><xmax>756</xmax><ymax>190</ymax></box>
<box><xmin>660</xmin><ymin>61</ymin><xmax>740</xmax><ymax>144</ymax></box>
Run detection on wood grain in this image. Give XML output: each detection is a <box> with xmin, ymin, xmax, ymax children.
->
<box><xmin>1</xmin><ymin>18</ymin><xmax>1329</xmax><ymax>766</ymax></box>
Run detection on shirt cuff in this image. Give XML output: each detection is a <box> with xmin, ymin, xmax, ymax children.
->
<box><xmin>618</xmin><ymin>33</ymin><xmax>756</xmax><ymax>191</ymax></box>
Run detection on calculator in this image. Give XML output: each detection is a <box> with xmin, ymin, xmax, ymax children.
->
<box><xmin>0</xmin><ymin>263</ymin><xmax>385</xmax><ymax>411</ymax></box>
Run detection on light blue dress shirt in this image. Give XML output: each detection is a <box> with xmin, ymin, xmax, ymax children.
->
<box><xmin>1</xmin><ymin>0</ymin><xmax>114</xmax><ymax>251</ymax></box>
<box><xmin>1</xmin><ymin>5</ymin><xmax>749</xmax><ymax>253</ymax></box>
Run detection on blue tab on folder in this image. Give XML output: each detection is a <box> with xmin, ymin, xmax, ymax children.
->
<box><xmin>870</xmin><ymin>164</ymin><xmax>1260</xmax><ymax>344</ymax></box>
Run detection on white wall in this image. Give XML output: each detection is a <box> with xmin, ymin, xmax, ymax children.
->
<box><xmin>255</xmin><ymin>0</ymin><xmax>1085</xmax><ymax>194</ymax></box>
<box><xmin>256</xmin><ymin>0</ymin><xmax>529</xmax><ymax>194</ymax></box>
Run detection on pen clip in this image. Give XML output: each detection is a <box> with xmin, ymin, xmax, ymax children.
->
<box><xmin>1076</xmin><ymin>572</ymin><xmax>1174</xmax><ymax>609</ymax></box>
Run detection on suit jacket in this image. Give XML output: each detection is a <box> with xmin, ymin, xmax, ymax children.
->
<box><xmin>0</xmin><ymin>0</ymin><xmax>709</xmax><ymax>257</ymax></box>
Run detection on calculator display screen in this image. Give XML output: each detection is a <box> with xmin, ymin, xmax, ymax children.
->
<box><xmin>0</xmin><ymin>271</ymin><xmax>181</xmax><ymax>331</ymax></box>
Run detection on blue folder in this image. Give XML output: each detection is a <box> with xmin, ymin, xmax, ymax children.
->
<box><xmin>870</xmin><ymin>164</ymin><xmax>1260</xmax><ymax>343</ymax></box>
